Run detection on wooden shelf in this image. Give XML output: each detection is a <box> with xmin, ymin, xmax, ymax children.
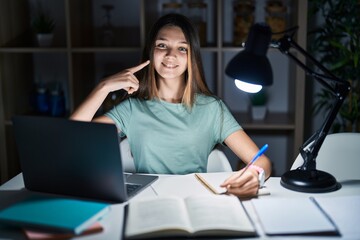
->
<box><xmin>0</xmin><ymin>48</ymin><xmax>68</xmax><ymax>53</ymax></box>
<box><xmin>233</xmin><ymin>112</ymin><xmax>295</xmax><ymax>131</ymax></box>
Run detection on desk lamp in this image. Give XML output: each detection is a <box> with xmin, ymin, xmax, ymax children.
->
<box><xmin>225</xmin><ymin>23</ymin><xmax>351</xmax><ymax>193</ymax></box>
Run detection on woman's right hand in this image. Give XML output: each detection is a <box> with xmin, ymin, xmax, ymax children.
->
<box><xmin>101</xmin><ymin>60</ymin><xmax>150</xmax><ymax>94</ymax></box>
<box><xmin>70</xmin><ymin>60</ymin><xmax>150</xmax><ymax>122</ymax></box>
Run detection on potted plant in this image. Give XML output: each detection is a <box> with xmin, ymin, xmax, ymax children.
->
<box><xmin>249</xmin><ymin>89</ymin><xmax>267</xmax><ymax>120</ymax></box>
<box><xmin>32</xmin><ymin>4</ymin><xmax>55</xmax><ymax>47</ymax></box>
<box><xmin>308</xmin><ymin>0</ymin><xmax>360</xmax><ymax>132</ymax></box>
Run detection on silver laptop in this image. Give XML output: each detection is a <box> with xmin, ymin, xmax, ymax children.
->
<box><xmin>12</xmin><ymin>116</ymin><xmax>158</xmax><ymax>203</ymax></box>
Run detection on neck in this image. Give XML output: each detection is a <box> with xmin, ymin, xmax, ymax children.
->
<box><xmin>158</xmin><ymin>77</ymin><xmax>185</xmax><ymax>103</ymax></box>
<box><xmin>159</xmin><ymin>96</ymin><xmax>182</xmax><ymax>103</ymax></box>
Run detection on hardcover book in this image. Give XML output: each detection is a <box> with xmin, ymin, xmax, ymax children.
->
<box><xmin>0</xmin><ymin>196</ymin><xmax>109</xmax><ymax>235</ymax></box>
<box><xmin>23</xmin><ymin>222</ymin><xmax>103</xmax><ymax>239</ymax></box>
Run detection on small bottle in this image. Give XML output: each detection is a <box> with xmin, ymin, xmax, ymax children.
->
<box><xmin>265</xmin><ymin>0</ymin><xmax>288</xmax><ymax>40</ymax></box>
<box><xmin>187</xmin><ymin>0</ymin><xmax>207</xmax><ymax>46</ymax></box>
<box><xmin>36</xmin><ymin>82</ymin><xmax>49</xmax><ymax>114</ymax></box>
<box><xmin>101</xmin><ymin>4</ymin><xmax>115</xmax><ymax>46</ymax></box>
<box><xmin>233</xmin><ymin>0</ymin><xmax>255</xmax><ymax>46</ymax></box>
<box><xmin>49</xmin><ymin>84</ymin><xmax>65</xmax><ymax>117</ymax></box>
<box><xmin>162</xmin><ymin>1</ymin><xmax>183</xmax><ymax>16</ymax></box>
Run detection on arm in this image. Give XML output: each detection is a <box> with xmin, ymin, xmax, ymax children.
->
<box><xmin>220</xmin><ymin>129</ymin><xmax>272</xmax><ymax>197</ymax></box>
<box><xmin>70</xmin><ymin>60</ymin><xmax>150</xmax><ymax>122</ymax></box>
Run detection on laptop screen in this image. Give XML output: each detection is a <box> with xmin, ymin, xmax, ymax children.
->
<box><xmin>12</xmin><ymin>116</ymin><xmax>157</xmax><ymax>203</ymax></box>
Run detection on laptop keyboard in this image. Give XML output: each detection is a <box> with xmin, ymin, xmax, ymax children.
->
<box><xmin>126</xmin><ymin>183</ymin><xmax>142</xmax><ymax>197</ymax></box>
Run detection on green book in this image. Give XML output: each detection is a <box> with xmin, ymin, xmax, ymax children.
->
<box><xmin>0</xmin><ymin>196</ymin><xmax>109</xmax><ymax>234</ymax></box>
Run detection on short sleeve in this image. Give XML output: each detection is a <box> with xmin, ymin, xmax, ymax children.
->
<box><xmin>104</xmin><ymin>98</ymin><xmax>132</xmax><ymax>136</ymax></box>
<box><xmin>215</xmin><ymin>100</ymin><xmax>242</xmax><ymax>143</ymax></box>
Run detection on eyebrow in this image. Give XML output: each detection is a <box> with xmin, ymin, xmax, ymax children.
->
<box><xmin>156</xmin><ymin>37</ymin><xmax>188</xmax><ymax>45</ymax></box>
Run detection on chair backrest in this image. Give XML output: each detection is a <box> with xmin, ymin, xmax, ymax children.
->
<box><xmin>120</xmin><ymin>138</ymin><xmax>136</xmax><ymax>172</ymax></box>
<box><xmin>291</xmin><ymin>132</ymin><xmax>360</xmax><ymax>181</ymax></box>
<box><xmin>120</xmin><ymin>138</ymin><xmax>233</xmax><ymax>173</ymax></box>
<box><xmin>207</xmin><ymin>148</ymin><xmax>233</xmax><ymax>172</ymax></box>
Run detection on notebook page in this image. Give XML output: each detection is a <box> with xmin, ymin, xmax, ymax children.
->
<box><xmin>314</xmin><ymin>195</ymin><xmax>360</xmax><ymax>238</ymax></box>
<box><xmin>252</xmin><ymin>197</ymin><xmax>338</xmax><ymax>235</ymax></box>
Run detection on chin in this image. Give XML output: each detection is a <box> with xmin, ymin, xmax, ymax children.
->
<box><xmin>158</xmin><ymin>71</ymin><xmax>184</xmax><ymax>80</ymax></box>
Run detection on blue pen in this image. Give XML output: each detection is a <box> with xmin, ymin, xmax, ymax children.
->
<box><xmin>237</xmin><ymin>144</ymin><xmax>269</xmax><ymax>178</ymax></box>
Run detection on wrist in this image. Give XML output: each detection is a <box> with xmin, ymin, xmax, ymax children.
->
<box><xmin>250</xmin><ymin>165</ymin><xmax>265</xmax><ymax>187</ymax></box>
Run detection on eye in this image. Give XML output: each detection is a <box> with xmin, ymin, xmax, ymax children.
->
<box><xmin>156</xmin><ymin>43</ymin><xmax>166</xmax><ymax>49</ymax></box>
<box><xmin>178</xmin><ymin>46</ymin><xmax>188</xmax><ymax>53</ymax></box>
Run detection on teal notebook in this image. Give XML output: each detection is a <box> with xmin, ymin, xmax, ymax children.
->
<box><xmin>0</xmin><ymin>196</ymin><xmax>109</xmax><ymax>234</ymax></box>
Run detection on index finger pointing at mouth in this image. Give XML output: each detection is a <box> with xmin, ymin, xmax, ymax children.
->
<box><xmin>128</xmin><ymin>60</ymin><xmax>150</xmax><ymax>74</ymax></box>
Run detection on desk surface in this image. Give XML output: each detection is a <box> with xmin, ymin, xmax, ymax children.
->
<box><xmin>0</xmin><ymin>173</ymin><xmax>359</xmax><ymax>240</ymax></box>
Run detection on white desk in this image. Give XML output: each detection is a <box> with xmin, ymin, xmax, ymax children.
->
<box><xmin>0</xmin><ymin>173</ymin><xmax>359</xmax><ymax>240</ymax></box>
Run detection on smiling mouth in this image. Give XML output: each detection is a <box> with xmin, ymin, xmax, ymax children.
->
<box><xmin>162</xmin><ymin>62</ymin><xmax>178</xmax><ymax>68</ymax></box>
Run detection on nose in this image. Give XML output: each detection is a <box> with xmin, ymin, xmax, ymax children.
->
<box><xmin>165</xmin><ymin>48</ymin><xmax>176</xmax><ymax>58</ymax></box>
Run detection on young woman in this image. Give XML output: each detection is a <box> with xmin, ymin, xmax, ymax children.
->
<box><xmin>70</xmin><ymin>14</ymin><xmax>271</xmax><ymax>197</ymax></box>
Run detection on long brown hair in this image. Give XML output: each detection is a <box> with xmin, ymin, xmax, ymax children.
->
<box><xmin>134</xmin><ymin>13</ymin><xmax>213</xmax><ymax>109</ymax></box>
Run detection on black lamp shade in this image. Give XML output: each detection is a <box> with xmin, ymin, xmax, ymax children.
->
<box><xmin>225</xmin><ymin>23</ymin><xmax>273</xmax><ymax>86</ymax></box>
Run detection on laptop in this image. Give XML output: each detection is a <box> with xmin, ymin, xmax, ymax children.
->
<box><xmin>12</xmin><ymin>116</ymin><xmax>158</xmax><ymax>203</ymax></box>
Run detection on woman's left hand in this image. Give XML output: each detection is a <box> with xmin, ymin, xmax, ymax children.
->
<box><xmin>220</xmin><ymin>168</ymin><xmax>260</xmax><ymax>197</ymax></box>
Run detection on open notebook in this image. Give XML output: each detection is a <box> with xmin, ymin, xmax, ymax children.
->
<box><xmin>12</xmin><ymin>116</ymin><xmax>158</xmax><ymax>203</ymax></box>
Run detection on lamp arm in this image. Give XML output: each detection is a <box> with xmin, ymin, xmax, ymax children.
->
<box><xmin>299</xmin><ymin>86</ymin><xmax>349</xmax><ymax>171</ymax></box>
<box><xmin>275</xmin><ymin>36</ymin><xmax>343</xmax><ymax>92</ymax></box>
<box><xmin>275</xmin><ymin>35</ymin><xmax>351</xmax><ymax>171</ymax></box>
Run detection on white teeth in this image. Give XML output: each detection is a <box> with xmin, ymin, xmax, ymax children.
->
<box><xmin>162</xmin><ymin>63</ymin><xmax>177</xmax><ymax>68</ymax></box>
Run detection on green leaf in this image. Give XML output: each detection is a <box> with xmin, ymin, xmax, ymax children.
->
<box><xmin>308</xmin><ymin>0</ymin><xmax>360</xmax><ymax>131</ymax></box>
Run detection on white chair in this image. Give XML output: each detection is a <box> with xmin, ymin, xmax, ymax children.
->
<box><xmin>119</xmin><ymin>138</ymin><xmax>136</xmax><ymax>172</ymax></box>
<box><xmin>206</xmin><ymin>148</ymin><xmax>233</xmax><ymax>172</ymax></box>
<box><xmin>291</xmin><ymin>132</ymin><xmax>360</xmax><ymax>181</ymax></box>
<box><xmin>120</xmin><ymin>138</ymin><xmax>233</xmax><ymax>173</ymax></box>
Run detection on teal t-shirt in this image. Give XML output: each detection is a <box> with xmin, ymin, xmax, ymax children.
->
<box><xmin>105</xmin><ymin>94</ymin><xmax>242</xmax><ymax>174</ymax></box>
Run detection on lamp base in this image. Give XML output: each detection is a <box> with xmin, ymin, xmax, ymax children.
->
<box><xmin>280</xmin><ymin>169</ymin><xmax>341</xmax><ymax>193</ymax></box>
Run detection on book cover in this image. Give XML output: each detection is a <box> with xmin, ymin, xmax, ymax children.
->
<box><xmin>251</xmin><ymin>197</ymin><xmax>340</xmax><ymax>236</ymax></box>
<box><xmin>313</xmin><ymin>195</ymin><xmax>360</xmax><ymax>238</ymax></box>
<box><xmin>0</xmin><ymin>196</ymin><xmax>109</xmax><ymax>235</ymax></box>
<box><xmin>23</xmin><ymin>222</ymin><xmax>103</xmax><ymax>240</ymax></box>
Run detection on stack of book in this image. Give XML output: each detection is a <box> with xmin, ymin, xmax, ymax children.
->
<box><xmin>0</xmin><ymin>196</ymin><xmax>109</xmax><ymax>239</ymax></box>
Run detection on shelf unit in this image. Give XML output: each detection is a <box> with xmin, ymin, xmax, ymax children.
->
<box><xmin>0</xmin><ymin>0</ymin><xmax>307</xmax><ymax>183</ymax></box>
